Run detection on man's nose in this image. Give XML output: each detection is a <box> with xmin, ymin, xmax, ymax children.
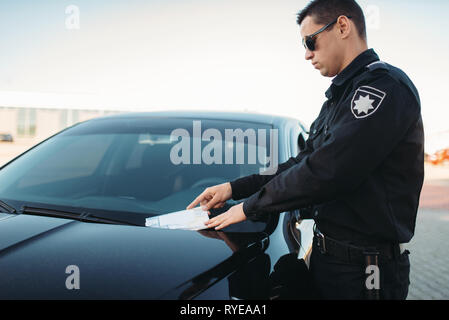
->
<box><xmin>305</xmin><ymin>49</ymin><xmax>314</xmax><ymax>60</ymax></box>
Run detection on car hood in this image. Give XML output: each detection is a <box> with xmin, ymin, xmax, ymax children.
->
<box><xmin>0</xmin><ymin>213</ymin><xmax>268</xmax><ymax>299</ymax></box>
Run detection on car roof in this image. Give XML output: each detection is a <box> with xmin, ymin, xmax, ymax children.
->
<box><xmin>90</xmin><ymin>110</ymin><xmax>304</xmax><ymax>128</ymax></box>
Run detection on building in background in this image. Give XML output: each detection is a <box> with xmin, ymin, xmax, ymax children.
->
<box><xmin>0</xmin><ymin>106</ymin><xmax>120</xmax><ymax>144</ymax></box>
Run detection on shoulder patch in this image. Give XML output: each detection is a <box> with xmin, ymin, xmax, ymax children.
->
<box><xmin>351</xmin><ymin>86</ymin><xmax>387</xmax><ymax>119</ymax></box>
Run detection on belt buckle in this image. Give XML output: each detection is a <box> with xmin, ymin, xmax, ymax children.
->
<box><xmin>315</xmin><ymin>232</ymin><xmax>327</xmax><ymax>254</ymax></box>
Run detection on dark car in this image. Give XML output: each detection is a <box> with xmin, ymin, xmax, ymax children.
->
<box><xmin>0</xmin><ymin>133</ymin><xmax>13</xmax><ymax>142</ymax></box>
<box><xmin>0</xmin><ymin>111</ymin><xmax>314</xmax><ymax>300</ymax></box>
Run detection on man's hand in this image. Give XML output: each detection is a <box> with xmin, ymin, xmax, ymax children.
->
<box><xmin>186</xmin><ymin>182</ymin><xmax>232</xmax><ymax>211</ymax></box>
<box><xmin>204</xmin><ymin>203</ymin><xmax>247</xmax><ymax>230</ymax></box>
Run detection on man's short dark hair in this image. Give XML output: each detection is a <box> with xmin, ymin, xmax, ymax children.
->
<box><xmin>297</xmin><ymin>0</ymin><xmax>367</xmax><ymax>40</ymax></box>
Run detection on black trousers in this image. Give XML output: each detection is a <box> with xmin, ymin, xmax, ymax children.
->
<box><xmin>309</xmin><ymin>241</ymin><xmax>411</xmax><ymax>300</ymax></box>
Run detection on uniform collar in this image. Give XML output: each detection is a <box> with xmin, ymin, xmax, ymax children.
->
<box><xmin>325</xmin><ymin>49</ymin><xmax>379</xmax><ymax>99</ymax></box>
<box><xmin>332</xmin><ymin>49</ymin><xmax>379</xmax><ymax>87</ymax></box>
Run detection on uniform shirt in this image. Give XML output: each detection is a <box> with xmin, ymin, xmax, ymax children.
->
<box><xmin>230</xmin><ymin>49</ymin><xmax>424</xmax><ymax>245</ymax></box>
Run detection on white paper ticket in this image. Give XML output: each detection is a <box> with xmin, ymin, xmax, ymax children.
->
<box><xmin>145</xmin><ymin>207</ymin><xmax>209</xmax><ymax>230</ymax></box>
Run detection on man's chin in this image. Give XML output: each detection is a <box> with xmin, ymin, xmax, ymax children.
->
<box><xmin>319</xmin><ymin>68</ymin><xmax>337</xmax><ymax>77</ymax></box>
<box><xmin>319</xmin><ymin>69</ymin><xmax>329</xmax><ymax>76</ymax></box>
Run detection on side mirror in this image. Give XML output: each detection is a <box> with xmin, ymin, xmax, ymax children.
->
<box><xmin>297</xmin><ymin>133</ymin><xmax>306</xmax><ymax>151</ymax></box>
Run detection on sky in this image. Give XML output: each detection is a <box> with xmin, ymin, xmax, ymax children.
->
<box><xmin>1</xmin><ymin>0</ymin><xmax>448</xmax><ymax>151</ymax></box>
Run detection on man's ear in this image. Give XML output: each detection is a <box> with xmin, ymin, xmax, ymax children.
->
<box><xmin>337</xmin><ymin>15</ymin><xmax>351</xmax><ymax>39</ymax></box>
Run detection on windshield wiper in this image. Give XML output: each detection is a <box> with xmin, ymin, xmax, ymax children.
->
<box><xmin>20</xmin><ymin>206</ymin><xmax>140</xmax><ymax>226</ymax></box>
<box><xmin>0</xmin><ymin>199</ymin><xmax>17</xmax><ymax>214</ymax></box>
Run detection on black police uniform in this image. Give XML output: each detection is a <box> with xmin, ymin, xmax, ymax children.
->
<box><xmin>229</xmin><ymin>49</ymin><xmax>424</xmax><ymax>299</ymax></box>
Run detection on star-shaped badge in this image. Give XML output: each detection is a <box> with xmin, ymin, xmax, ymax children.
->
<box><xmin>351</xmin><ymin>86</ymin><xmax>387</xmax><ymax>119</ymax></box>
<box><xmin>353</xmin><ymin>95</ymin><xmax>375</xmax><ymax>115</ymax></box>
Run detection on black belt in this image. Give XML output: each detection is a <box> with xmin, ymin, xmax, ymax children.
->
<box><xmin>313</xmin><ymin>230</ymin><xmax>403</xmax><ymax>264</ymax></box>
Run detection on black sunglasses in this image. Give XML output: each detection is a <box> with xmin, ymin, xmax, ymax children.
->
<box><xmin>302</xmin><ymin>16</ymin><xmax>352</xmax><ymax>51</ymax></box>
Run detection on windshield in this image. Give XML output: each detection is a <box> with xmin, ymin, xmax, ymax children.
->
<box><xmin>0</xmin><ymin>117</ymin><xmax>273</xmax><ymax>229</ymax></box>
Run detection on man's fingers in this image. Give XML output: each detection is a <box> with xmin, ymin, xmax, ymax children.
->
<box><xmin>201</xmin><ymin>194</ymin><xmax>221</xmax><ymax>211</ymax></box>
<box><xmin>211</xmin><ymin>218</ymin><xmax>230</xmax><ymax>231</ymax></box>
<box><xmin>187</xmin><ymin>183</ymin><xmax>231</xmax><ymax>210</ymax></box>
<box><xmin>204</xmin><ymin>216</ymin><xmax>219</xmax><ymax>227</ymax></box>
<box><xmin>212</xmin><ymin>202</ymin><xmax>225</xmax><ymax>209</ymax></box>
<box><xmin>187</xmin><ymin>195</ymin><xmax>202</xmax><ymax>209</ymax></box>
<box><xmin>204</xmin><ymin>203</ymin><xmax>245</xmax><ymax>230</ymax></box>
<box><xmin>205</xmin><ymin>212</ymin><xmax>232</xmax><ymax>230</ymax></box>
<box><xmin>187</xmin><ymin>191</ymin><xmax>209</xmax><ymax>209</ymax></box>
<box><xmin>214</xmin><ymin>222</ymin><xmax>228</xmax><ymax>231</ymax></box>
<box><xmin>205</xmin><ymin>213</ymin><xmax>225</xmax><ymax>228</ymax></box>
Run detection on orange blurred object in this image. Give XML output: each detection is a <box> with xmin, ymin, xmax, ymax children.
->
<box><xmin>428</xmin><ymin>148</ymin><xmax>449</xmax><ymax>165</ymax></box>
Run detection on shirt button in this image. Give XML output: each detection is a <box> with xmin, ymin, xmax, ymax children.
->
<box><xmin>313</xmin><ymin>129</ymin><xmax>317</xmax><ymax>135</ymax></box>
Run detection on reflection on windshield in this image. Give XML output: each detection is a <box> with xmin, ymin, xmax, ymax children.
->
<box><xmin>0</xmin><ymin>120</ymin><xmax>269</xmax><ymax>228</ymax></box>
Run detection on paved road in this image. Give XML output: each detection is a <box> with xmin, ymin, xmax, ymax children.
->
<box><xmin>408</xmin><ymin>209</ymin><xmax>449</xmax><ymax>300</ymax></box>
<box><xmin>407</xmin><ymin>180</ymin><xmax>449</xmax><ymax>300</ymax></box>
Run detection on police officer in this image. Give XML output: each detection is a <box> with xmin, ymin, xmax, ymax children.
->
<box><xmin>187</xmin><ymin>0</ymin><xmax>424</xmax><ymax>300</ymax></box>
